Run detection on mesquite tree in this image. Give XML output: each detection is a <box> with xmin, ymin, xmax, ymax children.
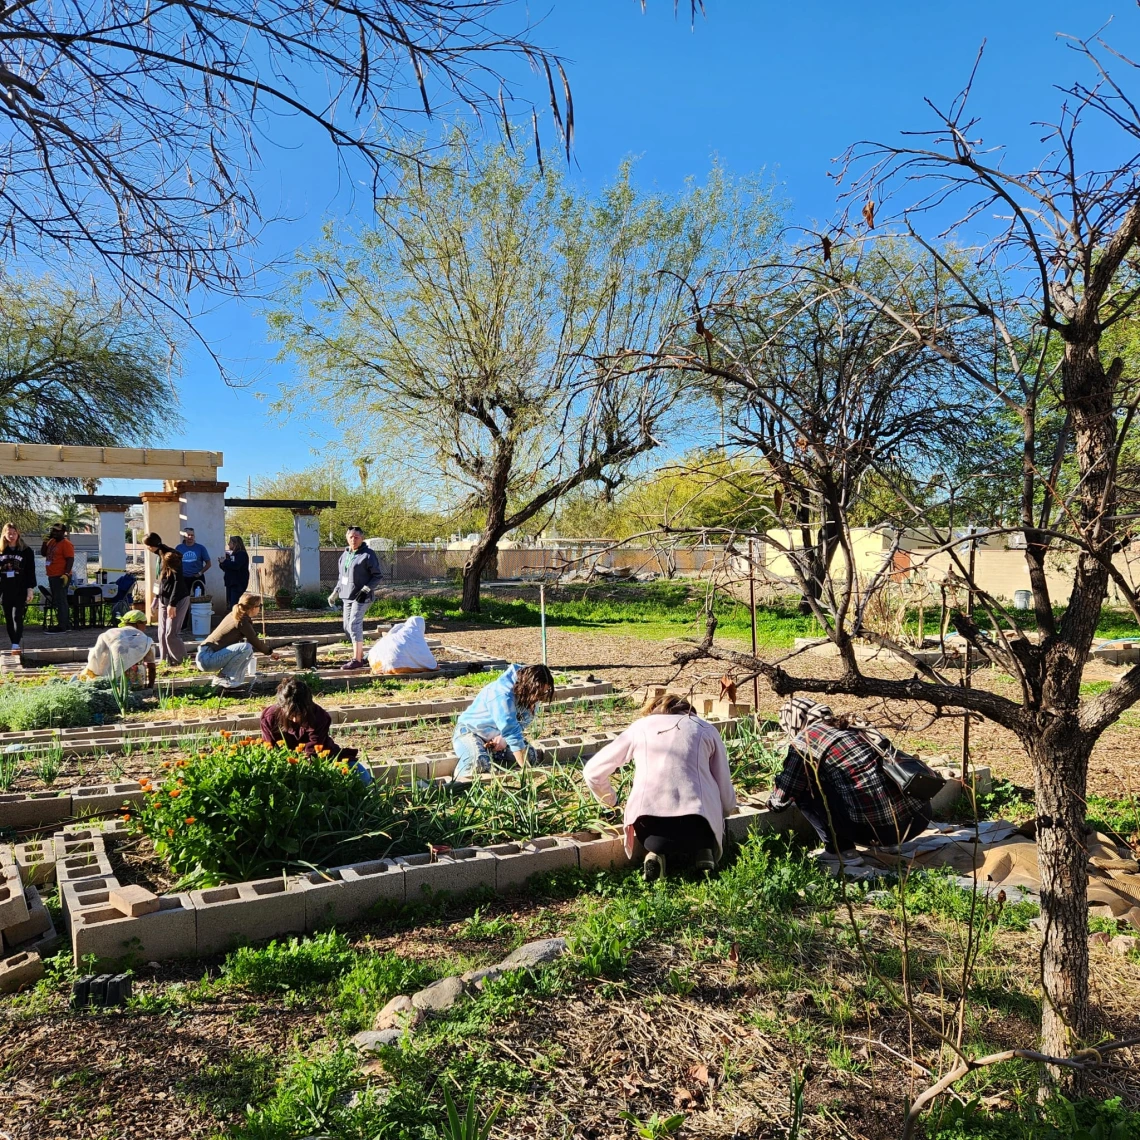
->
<box><xmin>0</xmin><ymin>0</ymin><xmax>570</xmax><ymax>329</ymax></box>
<box><xmin>669</xmin><ymin>32</ymin><xmax>1140</xmax><ymax>1071</ymax></box>
<box><xmin>270</xmin><ymin>136</ymin><xmax>776</xmax><ymax>610</ymax></box>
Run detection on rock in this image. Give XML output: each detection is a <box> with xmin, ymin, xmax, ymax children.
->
<box><xmin>1089</xmin><ymin>931</ymin><xmax>1112</xmax><ymax>947</ymax></box>
<box><xmin>350</xmin><ymin>1028</ymin><xmax>403</xmax><ymax>1053</ymax></box>
<box><xmin>498</xmin><ymin>938</ymin><xmax>568</xmax><ymax>971</ymax></box>
<box><xmin>460</xmin><ymin>965</ymin><xmax>503</xmax><ymax>990</ymax></box>
<box><xmin>373</xmin><ymin>994</ymin><xmax>422</xmax><ymax>1031</ymax></box>
<box><xmin>1110</xmin><ymin>934</ymin><xmax>1139</xmax><ymax>957</ymax></box>
<box><xmin>411</xmin><ymin>975</ymin><xmax>465</xmax><ymax>1013</ymax></box>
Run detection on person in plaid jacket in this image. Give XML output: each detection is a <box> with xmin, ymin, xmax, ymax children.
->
<box><xmin>768</xmin><ymin>696</ymin><xmax>931</xmax><ymax>852</ymax></box>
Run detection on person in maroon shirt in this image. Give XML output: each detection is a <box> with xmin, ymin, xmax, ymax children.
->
<box><xmin>259</xmin><ymin>677</ymin><xmax>360</xmax><ymax>764</ymax></box>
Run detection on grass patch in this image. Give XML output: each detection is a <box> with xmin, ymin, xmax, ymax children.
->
<box><xmin>923</xmin><ymin>1094</ymin><xmax>1140</xmax><ymax>1138</ymax></box>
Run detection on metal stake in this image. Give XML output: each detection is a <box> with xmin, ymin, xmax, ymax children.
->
<box><xmin>539</xmin><ymin>582</ymin><xmax>548</xmax><ymax>666</ymax></box>
<box><xmin>749</xmin><ymin>539</ymin><xmax>759</xmax><ymax>709</ymax></box>
<box><xmin>961</xmin><ymin>527</ymin><xmax>976</xmax><ymax>780</ymax></box>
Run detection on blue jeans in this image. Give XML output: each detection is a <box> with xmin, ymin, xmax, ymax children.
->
<box><xmin>452</xmin><ymin>732</ymin><xmax>537</xmax><ymax>780</ymax></box>
<box><xmin>195</xmin><ymin>641</ymin><xmax>254</xmax><ymax>684</ymax></box>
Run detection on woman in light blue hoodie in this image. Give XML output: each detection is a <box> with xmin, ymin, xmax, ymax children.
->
<box><xmin>452</xmin><ymin>663</ymin><xmax>555</xmax><ymax>781</ymax></box>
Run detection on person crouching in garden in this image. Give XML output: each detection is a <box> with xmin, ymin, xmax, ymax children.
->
<box><xmin>79</xmin><ymin>609</ymin><xmax>156</xmax><ymax>688</ymax></box>
<box><xmin>582</xmin><ymin>691</ymin><xmax>738</xmax><ymax>881</ymax></box>
<box><xmin>195</xmin><ymin>592</ymin><xmax>279</xmax><ymax>690</ymax></box>
<box><xmin>328</xmin><ymin>526</ymin><xmax>383</xmax><ymax>671</ymax></box>
<box><xmin>260</xmin><ymin>676</ymin><xmax>370</xmax><ymax>781</ymax></box>
<box><xmin>767</xmin><ymin>696</ymin><xmax>932</xmax><ymax>853</ymax></box>
<box><xmin>451</xmin><ymin>663</ymin><xmax>555</xmax><ymax>782</ymax></box>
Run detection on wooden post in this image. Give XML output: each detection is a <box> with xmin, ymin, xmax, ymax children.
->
<box><xmin>539</xmin><ymin>582</ymin><xmax>548</xmax><ymax>666</ymax></box>
<box><xmin>749</xmin><ymin>538</ymin><xmax>759</xmax><ymax>709</ymax></box>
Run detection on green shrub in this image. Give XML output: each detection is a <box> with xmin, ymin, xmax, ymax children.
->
<box><xmin>0</xmin><ymin>681</ymin><xmax>109</xmax><ymax>731</ymax></box>
<box><xmin>293</xmin><ymin>588</ymin><xmax>329</xmax><ymax>610</ymax></box>
<box><xmin>135</xmin><ymin>736</ymin><xmax>398</xmax><ymax>885</ymax></box>
<box><xmin>925</xmin><ymin>1094</ymin><xmax>1140</xmax><ymax>1138</ymax></box>
<box><xmin>221</xmin><ymin>930</ymin><xmax>358</xmax><ymax>993</ymax></box>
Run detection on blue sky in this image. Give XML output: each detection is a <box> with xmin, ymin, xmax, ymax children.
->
<box><xmin>112</xmin><ymin>0</ymin><xmax>1131</xmax><ymax>498</ymax></box>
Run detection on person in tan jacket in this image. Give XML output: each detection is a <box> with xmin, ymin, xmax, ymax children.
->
<box><xmin>194</xmin><ymin>592</ymin><xmax>280</xmax><ymax>690</ymax></box>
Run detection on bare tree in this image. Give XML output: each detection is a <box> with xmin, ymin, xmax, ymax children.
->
<box><xmin>661</xmin><ymin>25</ymin><xmax>1140</xmax><ymax>1080</ymax></box>
<box><xmin>0</xmin><ymin>0</ymin><xmax>571</xmax><ymax>332</ymax></box>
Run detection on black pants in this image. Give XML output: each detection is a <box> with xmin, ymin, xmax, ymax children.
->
<box><xmin>49</xmin><ymin>575</ymin><xmax>69</xmax><ymax>631</ymax></box>
<box><xmin>2</xmin><ymin>592</ymin><xmax>25</xmax><ymax>645</ymax></box>
<box><xmin>633</xmin><ymin>814</ymin><xmax>716</xmax><ymax>863</ymax></box>
<box><xmin>225</xmin><ymin>584</ymin><xmax>246</xmax><ymax>608</ymax></box>
<box><xmin>796</xmin><ymin>790</ymin><xmax>931</xmax><ymax>853</ymax></box>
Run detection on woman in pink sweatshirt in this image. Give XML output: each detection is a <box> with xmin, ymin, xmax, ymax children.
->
<box><xmin>582</xmin><ymin>692</ymin><xmax>738</xmax><ymax>881</ymax></box>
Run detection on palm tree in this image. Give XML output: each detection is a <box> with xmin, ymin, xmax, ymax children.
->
<box><xmin>52</xmin><ymin>498</ymin><xmax>95</xmax><ymax>533</ymax></box>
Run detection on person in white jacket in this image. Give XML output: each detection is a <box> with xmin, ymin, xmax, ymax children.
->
<box><xmin>78</xmin><ymin>610</ymin><xmax>156</xmax><ymax>688</ymax></box>
<box><xmin>582</xmin><ymin>691</ymin><xmax>738</xmax><ymax>881</ymax></box>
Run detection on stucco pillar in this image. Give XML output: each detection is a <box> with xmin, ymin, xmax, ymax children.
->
<box><xmin>94</xmin><ymin>503</ymin><xmax>129</xmax><ymax>579</ymax></box>
<box><xmin>140</xmin><ymin>490</ymin><xmax>181</xmax><ymax>622</ymax></box>
<box><xmin>292</xmin><ymin>510</ymin><xmax>321</xmax><ymax>591</ymax></box>
<box><xmin>170</xmin><ymin>480</ymin><xmax>229</xmax><ymax>615</ymax></box>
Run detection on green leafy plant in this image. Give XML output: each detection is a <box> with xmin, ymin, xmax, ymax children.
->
<box><xmin>618</xmin><ymin>1111</ymin><xmax>686</xmax><ymax>1139</ymax></box>
<box><xmin>220</xmin><ymin>930</ymin><xmax>357</xmax><ymax>993</ymax></box>
<box><xmin>294</xmin><ymin>588</ymin><xmax>329</xmax><ymax>610</ymax></box>
<box><xmin>0</xmin><ymin>748</ymin><xmax>21</xmax><ymax>790</ymax></box>
<box><xmin>32</xmin><ymin>744</ymin><xmax>63</xmax><ymax>786</ymax></box>
<box><xmin>0</xmin><ymin>681</ymin><xmax>116</xmax><ymax>731</ymax></box>
<box><xmin>441</xmin><ymin>1085</ymin><xmax>501</xmax><ymax>1140</ymax></box>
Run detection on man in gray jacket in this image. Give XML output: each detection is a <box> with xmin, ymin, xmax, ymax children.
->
<box><xmin>329</xmin><ymin>527</ymin><xmax>383</xmax><ymax>670</ymax></box>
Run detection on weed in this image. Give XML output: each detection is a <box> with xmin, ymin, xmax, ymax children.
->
<box><xmin>440</xmin><ymin>1086</ymin><xmax>501</xmax><ymax>1140</ymax></box>
<box><xmin>456</xmin><ymin>908</ymin><xmax>515</xmax><ymax>941</ymax></box>
<box><xmin>0</xmin><ymin>748</ymin><xmax>21</xmax><ymax>790</ymax></box>
<box><xmin>924</xmin><ymin>1093</ymin><xmax>1140</xmax><ymax>1138</ymax></box>
<box><xmin>179</xmin><ymin>1050</ymin><xmax>277</xmax><ymax>1118</ymax></box>
<box><xmin>618</xmin><ymin>1111</ymin><xmax>686</xmax><ymax>1138</ymax></box>
<box><xmin>220</xmin><ymin>930</ymin><xmax>357</xmax><ymax>994</ymax></box>
<box><xmin>330</xmin><ymin>951</ymin><xmax>440</xmax><ymax>1032</ymax></box>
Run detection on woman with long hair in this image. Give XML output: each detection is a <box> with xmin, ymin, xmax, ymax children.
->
<box><xmin>0</xmin><ymin>521</ymin><xmax>36</xmax><ymax>650</ymax></box>
<box><xmin>451</xmin><ymin>662</ymin><xmax>555</xmax><ymax>781</ymax></box>
<box><xmin>582</xmin><ymin>691</ymin><xmax>738</xmax><ymax>881</ymax></box>
<box><xmin>154</xmin><ymin>545</ymin><xmax>189</xmax><ymax>665</ymax></box>
<box><xmin>195</xmin><ymin>591</ymin><xmax>280</xmax><ymax>689</ymax></box>
<box><xmin>259</xmin><ymin>676</ymin><xmax>359</xmax><ymax>764</ymax></box>
<box><xmin>219</xmin><ymin>535</ymin><xmax>250</xmax><ymax>608</ymax></box>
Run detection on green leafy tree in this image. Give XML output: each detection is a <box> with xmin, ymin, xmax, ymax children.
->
<box><xmin>269</xmin><ymin>134</ymin><xmax>778</xmax><ymax>610</ymax></box>
<box><xmin>0</xmin><ymin>274</ymin><xmax>169</xmax><ymax>509</ymax></box>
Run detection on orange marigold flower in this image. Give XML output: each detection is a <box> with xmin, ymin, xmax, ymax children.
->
<box><xmin>162</xmin><ymin>761</ymin><xmax>171</xmax><ymax>769</ymax></box>
<box><xmin>277</xmin><ymin>739</ymin><xmax>287</xmax><ymax>747</ymax></box>
<box><xmin>184</xmin><ymin>816</ymin><xmax>196</xmax><ymax>825</ymax></box>
<box><xmin>176</xmin><ymin>760</ymin><xmax>187</xmax><ymax>768</ymax></box>
<box><xmin>287</xmin><ymin>756</ymin><xmax>299</xmax><ymax>764</ymax></box>
<box><xmin>166</xmin><ymin>828</ymin><xmax>174</xmax><ymax>837</ymax></box>
<box><xmin>169</xmin><ymin>789</ymin><xmax>181</xmax><ymax>798</ymax></box>
<box><xmin>220</xmin><ymin>730</ymin><xmax>232</xmax><ymax>739</ymax></box>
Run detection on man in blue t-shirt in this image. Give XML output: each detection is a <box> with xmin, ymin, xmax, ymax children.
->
<box><xmin>175</xmin><ymin>527</ymin><xmax>211</xmax><ymax>591</ymax></box>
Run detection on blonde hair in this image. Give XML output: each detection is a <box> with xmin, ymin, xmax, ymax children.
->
<box><xmin>234</xmin><ymin>592</ymin><xmax>262</xmax><ymax>616</ymax></box>
<box><xmin>640</xmin><ymin>691</ymin><xmax>693</xmax><ymax>717</ymax></box>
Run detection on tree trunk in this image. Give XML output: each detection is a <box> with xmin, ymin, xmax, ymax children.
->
<box><xmin>460</xmin><ymin>537</ymin><xmax>500</xmax><ymax>613</ymax></box>
<box><xmin>1028</xmin><ymin>725</ymin><xmax>1092</xmax><ymax>1076</ymax></box>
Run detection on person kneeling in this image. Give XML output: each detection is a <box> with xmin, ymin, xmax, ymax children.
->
<box><xmin>195</xmin><ymin>592</ymin><xmax>278</xmax><ymax>690</ymax></box>
<box><xmin>451</xmin><ymin>663</ymin><xmax>554</xmax><ymax>782</ymax></box>
<box><xmin>79</xmin><ymin>609</ymin><xmax>156</xmax><ymax>689</ymax></box>
<box><xmin>260</xmin><ymin>677</ymin><xmax>369</xmax><ymax>782</ymax></box>
<box><xmin>768</xmin><ymin>697</ymin><xmax>932</xmax><ymax>853</ymax></box>
<box><xmin>582</xmin><ymin>691</ymin><xmax>738</xmax><ymax>881</ymax></box>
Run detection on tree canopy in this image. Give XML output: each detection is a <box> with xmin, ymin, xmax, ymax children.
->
<box><xmin>268</xmin><ymin>133</ymin><xmax>779</xmax><ymax>608</ymax></box>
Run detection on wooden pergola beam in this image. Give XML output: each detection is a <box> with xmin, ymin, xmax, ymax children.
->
<box><xmin>0</xmin><ymin>444</ymin><xmax>222</xmax><ymax>481</ymax></box>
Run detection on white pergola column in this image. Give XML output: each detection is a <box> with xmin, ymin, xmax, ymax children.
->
<box><xmin>293</xmin><ymin>510</ymin><xmax>321</xmax><ymax>591</ymax></box>
<box><xmin>140</xmin><ymin>490</ymin><xmax>182</xmax><ymax>623</ymax></box>
<box><xmin>173</xmin><ymin>480</ymin><xmax>229</xmax><ymax>615</ymax></box>
<box><xmin>94</xmin><ymin>502</ymin><xmax>129</xmax><ymax>578</ymax></box>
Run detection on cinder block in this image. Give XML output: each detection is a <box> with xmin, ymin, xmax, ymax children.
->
<box><xmin>397</xmin><ymin>848</ymin><xmax>497</xmax><ymax>901</ymax></box>
<box><xmin>299</xmin><ymin>859</ymin><xmax>405</xmax><ymax>929</ymax></box>
<box><xmin>60</xmin><ymin>819</ymin><xmax>130</xmax><ymax>841</ymax></box>
<box><xmin>0</xmin><ymin>865</ymin><xmax>30</xmax><ymax>929</ymax></box>
<box><xmin>571</xmin><ymin>829</ymin><xmax>631</xmax><ymax>872</ymax></box>
<box><xmin>13</xmin><ymin>841</ymin><xmax>55</xmax><ymax>887</ymax></box>
<box><xmin>60</xmin><ymin>876</ymin><xmax>121</xmax><ymax>932</ymax></box>
<box><xmin>71</xmin><ymin>782</ymin><xmax>144</xmax><ymax>817</ymax></box>
<box><xmin>2</xmin><ymin>887</ymin><xmax>50</xmax><ymax>949</ymax></box>
<box><xmin>12</xmin><ymin>912</ymin><xmax>63</xmax><ymax>958</ymax></box>
<box><xmin>0</xmin><ymin>950</ymin><xmax>44</xmax><ymax>993</ymax></box>
<box><xmin>52</xmin><ymin>834</ymin><xmax>107</xmax><ymax>862</ymax></box>
<box><xmin>56</xmin><ymin>853</ymin><xmax>115</xmax><ymax>884</ymax></box>
<box><xmin>72</xmin><ymin>892</ymin><xmax>196</xmax><ymax>967</ymax></box>
<box><xmin>0</xmin><ymin>791</ymin><xmax>71</xmax><ymax>829</ymax></box>
<box><xmin>191</xmin><ymin>877</ymin><xmax>306</xmax><ymax>956</ymax></box>
<box><xmin>0</xmin><ymin>844</ymin><xmax>12</xmax><ymax>869</ymax></box>
<box><xmin>725</xmin><ymin>803</ymin><xmax>817</xmax><ymax>844</ymax></box>
<box><xmin>489</xmin><ymin>836</ymin><xmax>579</xmax><ymax>891</ymax></box>
<box><xmin>108</xmin><ymin>884</ymin><xmax>160</xmax><ymax>917</ymax></box>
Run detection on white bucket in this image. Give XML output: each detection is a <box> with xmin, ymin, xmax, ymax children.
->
<box><xmin>190</xmin><ymin>601</ymin><xmax>213</xmax><ymax>637</ymax></box>
<box><xmin>1013</xmin><ymin>589</ymin><xmax>1031</xmax><ymax>610</ymax></box>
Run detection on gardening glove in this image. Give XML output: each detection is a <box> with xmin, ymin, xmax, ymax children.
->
<box><xmin>356</xmin><ymin>587</ymin><xmax>371</xmax><ymax>602</ymax></box>
<box><xmin>61</xmin><ymin>574</ymin><xmax>70</xmax><ymax>587</ymax></box>
<box><xmin>327</xmin><ymin>590</ymin><xmax>339</xmax><ymax>607</ymax></box>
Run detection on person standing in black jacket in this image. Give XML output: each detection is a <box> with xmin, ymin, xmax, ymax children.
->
<box><xmin>219</xmin><ymin>535</ymin><xmax>250</xmax><ymax>608</ymax></box>
<box><xmin>0</xmin><ymin>522</ymin><xmax>36</xmax><ymax>651</ymax></box>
